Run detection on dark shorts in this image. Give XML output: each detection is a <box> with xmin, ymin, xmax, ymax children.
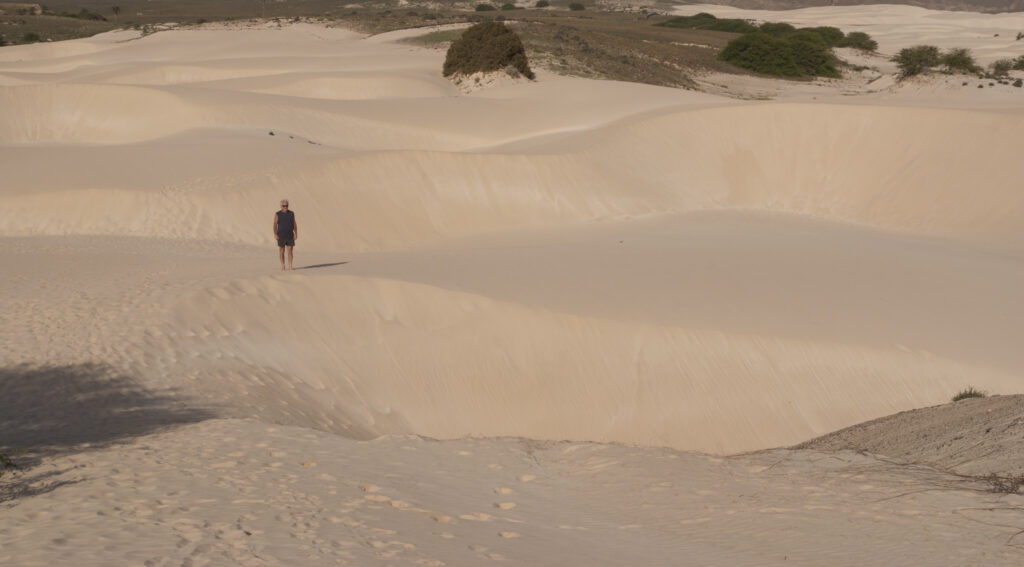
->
<box><xmin>277</xmin><ymin>237</ymin><xmax>295</xmax><ymax>247</ymax></box>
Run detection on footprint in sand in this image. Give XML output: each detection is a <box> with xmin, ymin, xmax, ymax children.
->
<box><xmin>517</xmin><ymin>474</ymin><xmax>536</xmax><ymax>483</ymax></box>
<box><xmin>493</xmin><ymin>487</ymin><xmax>513</xmax><ymax>495</ymax></box>
<box><xmin>494</xmin><ymin>502</ymin><xmax>517</xmax><ymax>510</ymax></box>
<box><xmin>498</xmin><ymin>532</ymin><xmax>520</xmax><ymax>538</ymax></box>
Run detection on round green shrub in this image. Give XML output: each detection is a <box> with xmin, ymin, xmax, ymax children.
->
<box><xmin>22</xmin><ymin>31</ymin><xmax>42</xmax><ymax>43</ymax></box>
<box><xmin>535</xmin><ymin>0</ymin><xmax>549</xmax><ymax>5</ymax></box>
<box><xmin>840</xmin><ymin>31</ymin><xmax>878</xmax><ymax>51</ymax></box>
<box><xmin>501</xmin><ymin>2</ymin><xmax>517</xmax><ymax>10</ymax></box>
<box><xmin>569</xmin><ymin>2</ymin><xmax>585</xmax><ymax>11</ymax></box>
<box><xmin>475</xmin><ymin>4</ymin><xmax>496</xmax><ymax>11</ymax></box>
<box><xmin>802</xmin><ymin>26</ymin><xmax>844</xmax><ymax>47</ymax></box>
<box><xmin>940</xmin><ymin>48</ymin><xmax>980</xmax><ymax>74</ymax></box>
<box><xmin>719</xmin><ymin>32</ymin><xmax>802</xmax><ymax>77</ymax></box>
<box><xmin>443</xmin><ymin>21</ymin><xmax>534</xmax><ymax>79</ymax></box>
<box><xmin>720</xmin><ymin>31</ymin><xmax>839</xmax><ymax>78</ymax></box>
<box><xmin>892</xmin><ymin>45</ymin><xmax>941</xmax><ymax>78</ymax></box>
<box><xmin>758</xmin><ymin>22</ymin><xmax>796</xmax><ymax>36</ymax></box>
<box><xmin>991</xmin><ymin>58</ymin><xmax>1013</xmax><ymax>77</ymax></box>
<box><xmin>656</xmin><ymin>13</ymin><xmax>757</xmax><ymax>33</ymax></box>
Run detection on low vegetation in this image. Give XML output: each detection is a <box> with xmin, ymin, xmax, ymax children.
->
<box><xmin>952</xmin><ymin>386</ymin><xmax>987</xmax><ymax>402</ymax></box>
<box><xmin>892</xmin><ymin>45</ymin><xmax>1000</xmax><ymax>79</ymax></box>
<box><xmin>986</xmin><ymin>473</ymin><xmax>1024</xmax><ymax>494</ymax></box>
<box><xmin>939</xmin><ymin>47</ymin><xmax>981</xmax><ymax>74</ymax></box>
<box><xmin>660</xmin><ymin>13</ymin><xmax>875</xmax><ymax>79</ymax></box>
<box><xmin>443</xmin><ymin>20</ymin><xmax>534</xmax><ymax>80</ymax></box>
<box><xmin>0</xmin><ymin>451</ymin><xmax>16</xmax><ymax>479</ymax></box>
<box><xmin>657</xmin><ymin>12</ymin><xmax>757</xmax><ymax>33</ymax></box>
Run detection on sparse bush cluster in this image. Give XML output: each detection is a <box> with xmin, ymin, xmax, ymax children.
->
<box><xmin>719</xmin><ymin>26</ymin><xmax>850</xmax><ymax>78</ymax></box>
<box><xmin>443</xmin><ymin>21</ymin><xmax>534</xmax><ymax>80</ymax></box>
<box><xmin>892</xmin><ymin>45</ymin><xmax>993</xmax><ymax>79</ymax></box>
<box><xmin>839</xmin><ymin>31</ymin><xmax>877</xmax><ymax>51</ymax></box>
<box><xmin>0</xmin><ymin>451</ymin><xmax>16</xmax><ymax>479</ymax></box>
<box><xmin>568</xmin><ymin>2</ymin><xmax>585</xmax><ymax>10</ymax></box>
<box><xmin>952</xmin><ymin>386</ymin><xmax>987</xmax><ymax>402</ymax></box>
<box><xmin>535</xmin><ymin>0</ymin><xmax>550</xmax><ymax>6</ymax></box>
<box><xmin>657</xmin><ymin>12</ymin><xmax>757</xmax><ymax>33</ymax></box>
<box><xmin>986</xmin><ymin>473</ymin><xmax>1024</xmax><ymax>494</ymax></box>
<box><xmin>660</xmin><ymin>14</ymin><xmax>876</xmax><ymax>79</ymax></box>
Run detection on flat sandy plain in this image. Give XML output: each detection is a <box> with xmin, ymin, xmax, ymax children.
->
<box><xmin>2</xmin><ymin>5</ymin><xmax>1024</xmax><ymax>565</ymax></box>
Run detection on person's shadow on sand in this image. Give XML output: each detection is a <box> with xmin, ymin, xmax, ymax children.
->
<box><xmin>296</xmin><ymin>261</ymin><xmax>347</xmax><ymax>270</ymax></box>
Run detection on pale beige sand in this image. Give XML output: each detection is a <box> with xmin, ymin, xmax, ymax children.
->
<box><xmin>2</xmin><ymin>9</ymin><xmax>1024</xmax><ymax>565</ymax></box>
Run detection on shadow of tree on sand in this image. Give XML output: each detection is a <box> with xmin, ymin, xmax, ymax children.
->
<box><xmin>0</xmin><ymin>363</ymin><xmax>217</xmax><ymax>502</ymax></box>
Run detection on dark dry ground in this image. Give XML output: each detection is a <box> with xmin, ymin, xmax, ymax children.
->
<box><xmin>795</xmin><ymin>394</ymin><xmax>1024</xmax><ymax>478</ymax></box>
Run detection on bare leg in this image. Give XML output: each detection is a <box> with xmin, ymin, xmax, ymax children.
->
<box><xmin>287</xmin><ymin>245</ymin><xmax>294</xmax><ymax>270</ymax></box>
<box><xmin>279</xmin><ymin>246</ymin><xmax>286</xmax><ymax>270</ymax></box>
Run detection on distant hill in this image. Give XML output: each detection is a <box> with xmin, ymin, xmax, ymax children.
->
<box><xmin>679</xmin><ymin>0</ymin><xmax>1024</xmax><ymax>14</ymax></box>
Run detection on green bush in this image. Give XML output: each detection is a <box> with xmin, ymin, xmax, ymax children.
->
<box><xmin>1013</xmin><ymin>55</ymin><xmax>1024</xmax><ymax>71</ymax></box>
<box><xmin>892</xmin><ymin>45</ymin><xmax>941</xmax><ymax>78</ymax></box>
<box><xmin>0</xmin><ymin>33</ymin><xmax>6</xmax><ymax>47</ymax></box>
<box><xmin>758</xmin><ymin>22</ymin><xmax>796</xmax><ymax>36</ymax></box>
<box><xmin>443</xmin><ymin>21</ymin><xmax>534</xmax><ymax>79</ymax></box>
<box><xmin>719</xmin><ymin>30</ymin><xmax>839</xmax><ymax>78</ymax></box>
<box><xmin>839</xmin><ymin>31</ymin><xmax>878</xmax><ymax>51</ymax></box>
<box><xmin>991</xmin><ymin>58</ymin><xmax>1013</xmax><ymax>76</ymax></box>
<box><xmin>656</xmin><ymin>13</ymin><xmax>757</xmax><ymax>33</ymax></box>
<box><xmin>941</xmin><ymin>48</ymin><xmax>981</xmax><ymax>74</ymax></box>
<box><xmin>475</xmin><ymin>4</ymin><xmax>496</xmax><ymax>11</ymax></box>
<box><xmin>952</xmin><ymin>386</ymin><xmax>987</xmax><ymax>401</ymax></box>
<box><xmin>569</xmin><ymin>2</ymin><xmax>585</xmax><ymax>10</ymax></box>
<box><xmin>0</xmin><ymin>452</ymin><xmax>16</xmax><ymax>479</ymax></box>
<box><xmin>786</xmin><ymin>30</ymin><xmax>840</xmax><ymax>77</ymax></box>
<box><xmin>720</xmin><ymin>32</ymin><xmax>802</xmax><ymax>77</ymax></box>
<box><xmin>21</xmin><ymin>31</ymin><xmax>42</xmax><ymax>43</ymax></box>
<box><xmin>1014</xmin><ymin>78</ymin><xmax>1023</xmax><ymax>87</ymax></box>
<box><xmin>501</xmin><ymin>2</ymin><xmax>517</xmax><ymax>9</ymax></box>
<box><xmin>536</xmin><ymin>0</ymin><xmax>549</xmax><ymax>5</ymax></box>
<box><xmin>802</xmin><ymin>26</ymin><xmax>844</xmax><ymax>47</ymax></box>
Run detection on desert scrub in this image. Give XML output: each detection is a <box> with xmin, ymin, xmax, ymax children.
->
<box><xmin>0</xmin><ymin>451</ymin><xmax>16</xmax><ymax>479</ymax></box>
<box><xmin>892</xmin><ymin>45</ymin><xmax>941</xmax><ymax>78</ymax></box>
<box><xmin>940</xmin><ymin>48</ymin><xmax>981</xmax><ymax>74</ymax></box>
<box><xmin>990</xmin><ymin>58</ymin><xmax>1012</xmax><ymax>77</ymax></box>
<box><xmin>718</xmin><ymin>30</ymin><xmax>840</xmax><ymax>78</ymax></box>
<box><xmin>838</xmin><ymin>31</ymin><xmax>877</xmax><ymax>51</ymax></box>
<box><xmin>668</xmin><ymin>16</ymin><xmax>872</xmax><ymax>79</ymax></box>
<box><xmin>443</xmin><ymin>21</ymin><xmax>534</xmax><ymax>79</ymax></box>
<box><xmin>986</xmin><ymin>473</ymin><xmax>1024</xmax><ymax>494</ymax></box>
<box><xmin>952</xmin><ymin>386</ymin><xmax>987</xmax><ymax>402</ymax></box>
<box><xmin>656</xmin><ymin>13</ymin><xmax>757</xmax><ymax>33</ymax></box>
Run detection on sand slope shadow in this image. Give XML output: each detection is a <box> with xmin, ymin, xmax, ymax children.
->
<box><xmin>0</xmin><ymin>363</ymin><xmax>216</xmax><ymax>467</ymax></box>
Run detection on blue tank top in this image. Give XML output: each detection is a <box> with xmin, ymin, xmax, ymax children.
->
<box><xmin>276</xmin><ymin>210</ymin><xmax>295</xmax><ymax>237</ymax></box>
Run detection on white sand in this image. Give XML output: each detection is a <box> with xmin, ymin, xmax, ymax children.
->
<box><xmin>2</xmin><ymin>9</ymin><xmax>1024</xmax><ymax>565</ymax></box>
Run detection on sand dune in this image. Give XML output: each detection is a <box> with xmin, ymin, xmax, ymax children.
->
<box><xmin>3</xmin><ymin>10</ymin><xmax>1024</xmax><ymax>565</ymax></box>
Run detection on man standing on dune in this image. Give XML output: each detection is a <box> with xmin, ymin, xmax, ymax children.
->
<box><xmin>274</xmin><ymin>199</ymin><xmax>298</xmax><ymax>270</ymax></box>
